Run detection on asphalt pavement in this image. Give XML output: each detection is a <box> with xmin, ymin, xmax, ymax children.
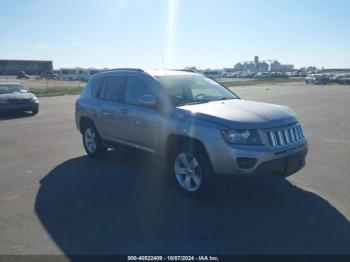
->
<box><xmin>0</xmin><ymin>83</ymin><xmax>349</xmax><ymax>255</ymax></box>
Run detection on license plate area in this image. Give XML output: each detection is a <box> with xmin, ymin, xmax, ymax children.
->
<box><xmin>285</xmin><ymin>155</ymin><xmax>301</xmax><ymax>173</ymax></box>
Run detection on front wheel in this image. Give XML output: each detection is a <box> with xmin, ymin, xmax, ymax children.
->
<box><xmin>171</xmin><ymin>144</ymin><xmax>214</xmax><ymax>198</ymax></box>
<box><xmin>82</xmin><ymin>124</ymin><xmax>106</xmax><ymax>158</ymax></box>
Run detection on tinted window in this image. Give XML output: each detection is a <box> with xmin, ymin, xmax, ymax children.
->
<box><xmin>91</xmin><ymin>77</ymin><xmax>105</xmax><ymax>98</ymax></box>
<box><xmin>124</xmin><ymin>77</ymin><xmax>152</xmax><ymax>106</ymax></box>
<box><xmin>104</xmin><ymin>76</ymin><xmax>126</xmax><ymax>102</ymax></box>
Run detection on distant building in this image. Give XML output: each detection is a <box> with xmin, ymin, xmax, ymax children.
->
<box><xmin>235</xmin><ymin>57</ymin><xmax>294</xmax><ymax>72</ymax></box>
<box><xmin>282</xmin><ymin>64</ymin><xmax>294</xmax><ymax>71</ymax></box>
<box><xmin>254</xmin><ymin>56</ymin><xmax>259</xmax><ymax>63</ymax></box>
<box><xmin>270</xmin><ymin>61</ymin><xmax>283</xmax><ymax>72</ymax></box>
<box><xmin>233</xmin><ymin>63</ymin><xmax>243</xmax><ymax>71</ymax></box>
<box><xmin>234</xmin><ymin>56</ymin><xmax>269</xmax><ymax>72</ymax></box>
<box><xmin>0</xmin><ymin>59</ymin><xmax>53</xmax><ymax>75</ymax></box>
<box><xmin>265</xmin><ymin>60</ymin><xmax>294</xmax><ymax>72</ymax></box>
<box><xmin>257</xmin><ymin>61</ymin><xmax>269</xmax><ymax>72</ymax></box>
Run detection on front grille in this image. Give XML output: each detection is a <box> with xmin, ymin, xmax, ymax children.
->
<box><xmin>8</xmin><ymin>99</ymin><xmax>31</xmax><ymax>104</ymax></box>
<box><xmin>265</xmin><ymin>124</ymin><xmax>304</xmax><ymax>148</ymax></box>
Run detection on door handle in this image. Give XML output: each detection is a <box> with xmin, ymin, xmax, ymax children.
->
<box><xmin>121</xmin><ymin>108</ymin><xmax>129</xmax><ymax>115</ymax></box>
<box><xmin>101</xmin><ymin>111</ymin><xmax>111</xmax><ymax>116</ymax></box>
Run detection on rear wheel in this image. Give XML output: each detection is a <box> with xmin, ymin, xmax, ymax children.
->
<box><xmin>170</xmin><ymin>144</ymin><xmax>214</xmax><ymax>198</ymax></box>
<box><xmin>82</xmin><ymin>123</ymin><xmax>106</xmax><ymax>158</ymax></box>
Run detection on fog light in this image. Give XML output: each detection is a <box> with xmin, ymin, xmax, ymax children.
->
<box><xmin>236</xmin><ymin>157</ymin><xmax>257</xmax><ymax>169</ymax></box>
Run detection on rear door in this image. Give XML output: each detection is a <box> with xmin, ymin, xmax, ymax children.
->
<box><xmin>98</xmin><ymin>76</ymin><xmax>127</xmax><ymax>141</ymax></box>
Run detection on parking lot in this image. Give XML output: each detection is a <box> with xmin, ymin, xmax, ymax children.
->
<box><xmin>0</xmin><ymin>76</ymin><xmax>83</xmax><ymax>90</ymax></box>
<box><xmin>0</xmin><ymin>82</ymin><xmax>349</xmax><ymax>255</ymax></box>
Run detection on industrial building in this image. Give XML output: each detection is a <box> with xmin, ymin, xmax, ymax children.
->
<box><xmin>234</xmin><ymin>56</ymin><xmax>294</xmax><ymax>72</ymax></box>
<box><xmin>234</xmin><ymin>56</ymin><xmax>269</xmax><ymax>72</ymax></box>
<box><xmin>0</xmin><ymin>59</ymin><xmax>53</xmax><ymax>75</ymax></box>
<box><xmin>270</xmin><ymin>61</ymin><xmax>294</xmax><ymax>72</ymax></box>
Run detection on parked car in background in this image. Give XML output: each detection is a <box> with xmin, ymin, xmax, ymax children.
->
<box><xmin>305</xmin><ymin>74</ymin><xmax>330</xmax><ymax>85</ymax></box>
<box><xmin>338</xmin><ymin>76</ymin><xmax>350</xmax><ymax>85</ymax></box>
<box><xmin>0</xmin><ymin>83</ymin><xmax>39</xmax><ymax>115</ymax></box>
<box><xmin>16</xmin><ymin>71</ymin><xmax>30</xmax><ymax>79</ymax></box>
<box><xmin>40</xmin><ymin>71</ymin><xmax>57</xmax><ymax>80</ymax></box>
<box><xmin>255</xmin><ymin>72</ymin><xmax>271</xmax><ymax>79</ymax></box>
<box><xmin>331</xmin><ymin>74</ymin><xmax>350</xmax><ymax>85</ymax></box>
<box><xmin>75</xmin><ymin>69</ymin><xmax>308</xmax><ymax>197</ymax></box>
<box><xmin>240</xmin><ymin>72</ymin><xmax>256</xmax><ymax>78</ymax></box>
<box><xmin>330</xmin><ymin>74</ymin><xmax>343</xmax><ymax>84</ymax></box>
<box><xmin>297</xmin><ymin>72</ymin><xmax>307</xmax><ymax>77</ymax></box>
<box><xmin>270</xmin><ymin>72</ymin><xmax>288</xmax><ymax>78</ymax></box>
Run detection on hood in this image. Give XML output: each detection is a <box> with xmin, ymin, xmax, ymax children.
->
<box><xmin>0</xmin><ymin>92</ymin><xmax>35</xmax><ymax>100</ymax></box>
<box><xmin>177</xmin><ymin>99</ymin><xmax>297</xmax><ymax>129</ymax></box>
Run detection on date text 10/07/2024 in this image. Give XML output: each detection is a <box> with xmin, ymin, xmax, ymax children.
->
<box><xmin>127</xmin><ymin>256</ymin><xmax>220</xmax><ymax>261</ymax></box>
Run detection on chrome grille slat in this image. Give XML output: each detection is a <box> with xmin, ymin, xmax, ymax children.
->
<box><xmin>292</xmin><ymin>127</ymin><xmax>296</xmax><ymax>141</ymax></box>
<box><xmin>265</xmin><ymin>124</ymin><xmax>304</xmax><ymax>148</ymax></box>
<box><xmin>283</xmin><ymin>129</ymin><xmax>290</xmax><ymax>144</ymax></box>
<box><xmin>277</xmin><ymin>131</ymin><xmax>284</xmax><ymax>145</ymax></box>
<box><xmin>295</xmin><ymin>127</ymin><xmax>300</xmax><ymax>140</ymax></box>
<box><xmin>270</xmin><ymin>132</ymin><xmax>277</xmax><ymax>147</ymax></box>
<box><xmin>289</xmin><ymin>129</ymin><xmax>295</xmax><ymax>143</ymax></box>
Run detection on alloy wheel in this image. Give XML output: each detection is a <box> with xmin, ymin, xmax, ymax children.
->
<box><xmin>174</xmin><ymin>152</ymin><xmax>202</xmax><ymax>192</ymax></box>
<box><xmin>84</xmin><ymin>128</ymin><xmax>97</xmax><ymax>154</ymax></box>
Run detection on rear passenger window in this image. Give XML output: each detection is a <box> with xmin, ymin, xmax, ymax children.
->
<box><xmin>104</xmin><ymin>76</ymin><xmax>126</xmax><ymax>102</ymax></box>
<box><xmin>124</xmin><ymin>77</ymin><xmax>152</xmax><ymax>106</ymax></box>
<box><xmin>91</xmin><ymin>77</ymin><xmax>105</xmax><ymax>98</ymax></box>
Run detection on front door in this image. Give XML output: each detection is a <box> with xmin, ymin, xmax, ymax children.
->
<box><xmin>121</xmin><ymin>76</ymin><xmax>161</xmax><ymax>152</ymax></box>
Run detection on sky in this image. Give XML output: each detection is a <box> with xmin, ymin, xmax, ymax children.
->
<box><xmin>1</xmin><ymin>0</ymin><xmax>349</xmax><ymax>69</ymax></box>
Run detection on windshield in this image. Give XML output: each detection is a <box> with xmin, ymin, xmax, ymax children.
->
<box><xmin>156</xmin><ymin>75</ymin><xmax>239</xmax><ymax>106</ymax></box>
<box><xmin>0</xmin><ymin>84</ymin><xmax>29</xmax><ymax>94</ymax></box>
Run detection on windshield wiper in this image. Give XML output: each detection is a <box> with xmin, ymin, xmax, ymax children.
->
<box><xmin>178</xmin><ymin>100</ymin><xmax>210</xmax><ymax>106</ymax></box>
<box><xmin>211</xmin><ymin>97</ymin><xmax>238</xmax><ymax>102</ymax></box>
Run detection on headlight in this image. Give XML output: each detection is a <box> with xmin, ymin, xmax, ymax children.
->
<box><xmin>221</xmin><ymin>129</ymin><xmax>262</xmax><ymax>145</ymax></box>
<box><xmin>30</xmin><ymin>97</ymin><xmax>39</xmax><ymax>103</ymax></box>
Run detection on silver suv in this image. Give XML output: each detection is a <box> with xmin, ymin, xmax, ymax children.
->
<box><xmin>75</xmin><ymin>69</ymin><xmax>308</xmax><ymax>197</ymax></box>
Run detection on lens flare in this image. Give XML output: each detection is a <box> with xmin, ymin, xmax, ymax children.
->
<box><xmin>165</xmin><ymin>0</ymin><xmax>178</xmax><ymax>68</ymax></box>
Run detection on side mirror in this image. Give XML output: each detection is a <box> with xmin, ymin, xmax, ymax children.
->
<box><xmin>138</xmin><ymin>94</ymin><xmax>157</xmax><ymax>108</ymax></box>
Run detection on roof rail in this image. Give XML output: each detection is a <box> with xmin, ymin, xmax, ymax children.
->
<box><xmin>103</xmin><ymin>68</ymin><xmax>144</xmax><ymax>72</ymax></box>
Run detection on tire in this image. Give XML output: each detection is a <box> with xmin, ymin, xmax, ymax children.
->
<box><xmin>31</xmin><ymin>108</ymin><xmax>39</xmax><ymax>115</ymax></box>
<box><xmin>170</xmin><ymin>143</ymin><xmax>214</xmax><ymax>198</ymax></box>
<box><xmin>82</xmin><ymin>123</ymin><xmax>107</xmax><ymax>158</ymax></box>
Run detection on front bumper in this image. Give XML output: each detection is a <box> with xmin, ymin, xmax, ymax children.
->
<box><xmin>204</xmin><ymin>138</ymin><xmax>308</xmax><ymax>182</ymax></box>
<box><xmin>0</xmin><ymin>102</ymin><xmax>39</xmax><ymax>112</ymax></box>
<box><xmin>239</xmin><ymin>148</ymin><xmax>307</xmax><ymax>182</ymax></box>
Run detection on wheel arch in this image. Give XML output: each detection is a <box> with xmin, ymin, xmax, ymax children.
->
<box><xmin>166</xmin><ymin>134</ymin><xmax>213</xmax><ymax>171</ymax></box>
<box><xmin>79</xmin><ymin>116</ymin><xmax>96</xmax><ymax>134</ymax></box>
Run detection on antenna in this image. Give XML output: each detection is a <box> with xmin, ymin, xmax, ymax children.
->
<box><xmin>160</xmin><ymin>46</ymin><xmax>166</xmax><ymax>72</ymax></box>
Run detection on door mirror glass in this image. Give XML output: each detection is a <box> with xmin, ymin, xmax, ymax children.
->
<box><xmin>138</xmin><ymin>94</ymin><xmax>157</xmax><ymax>108</ymax></box>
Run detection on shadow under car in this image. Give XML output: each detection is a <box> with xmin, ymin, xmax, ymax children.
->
<box><xmin>35</xmin><ymin>150</ymin><xmax>350</xmax><ymax>255</ymax></box>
